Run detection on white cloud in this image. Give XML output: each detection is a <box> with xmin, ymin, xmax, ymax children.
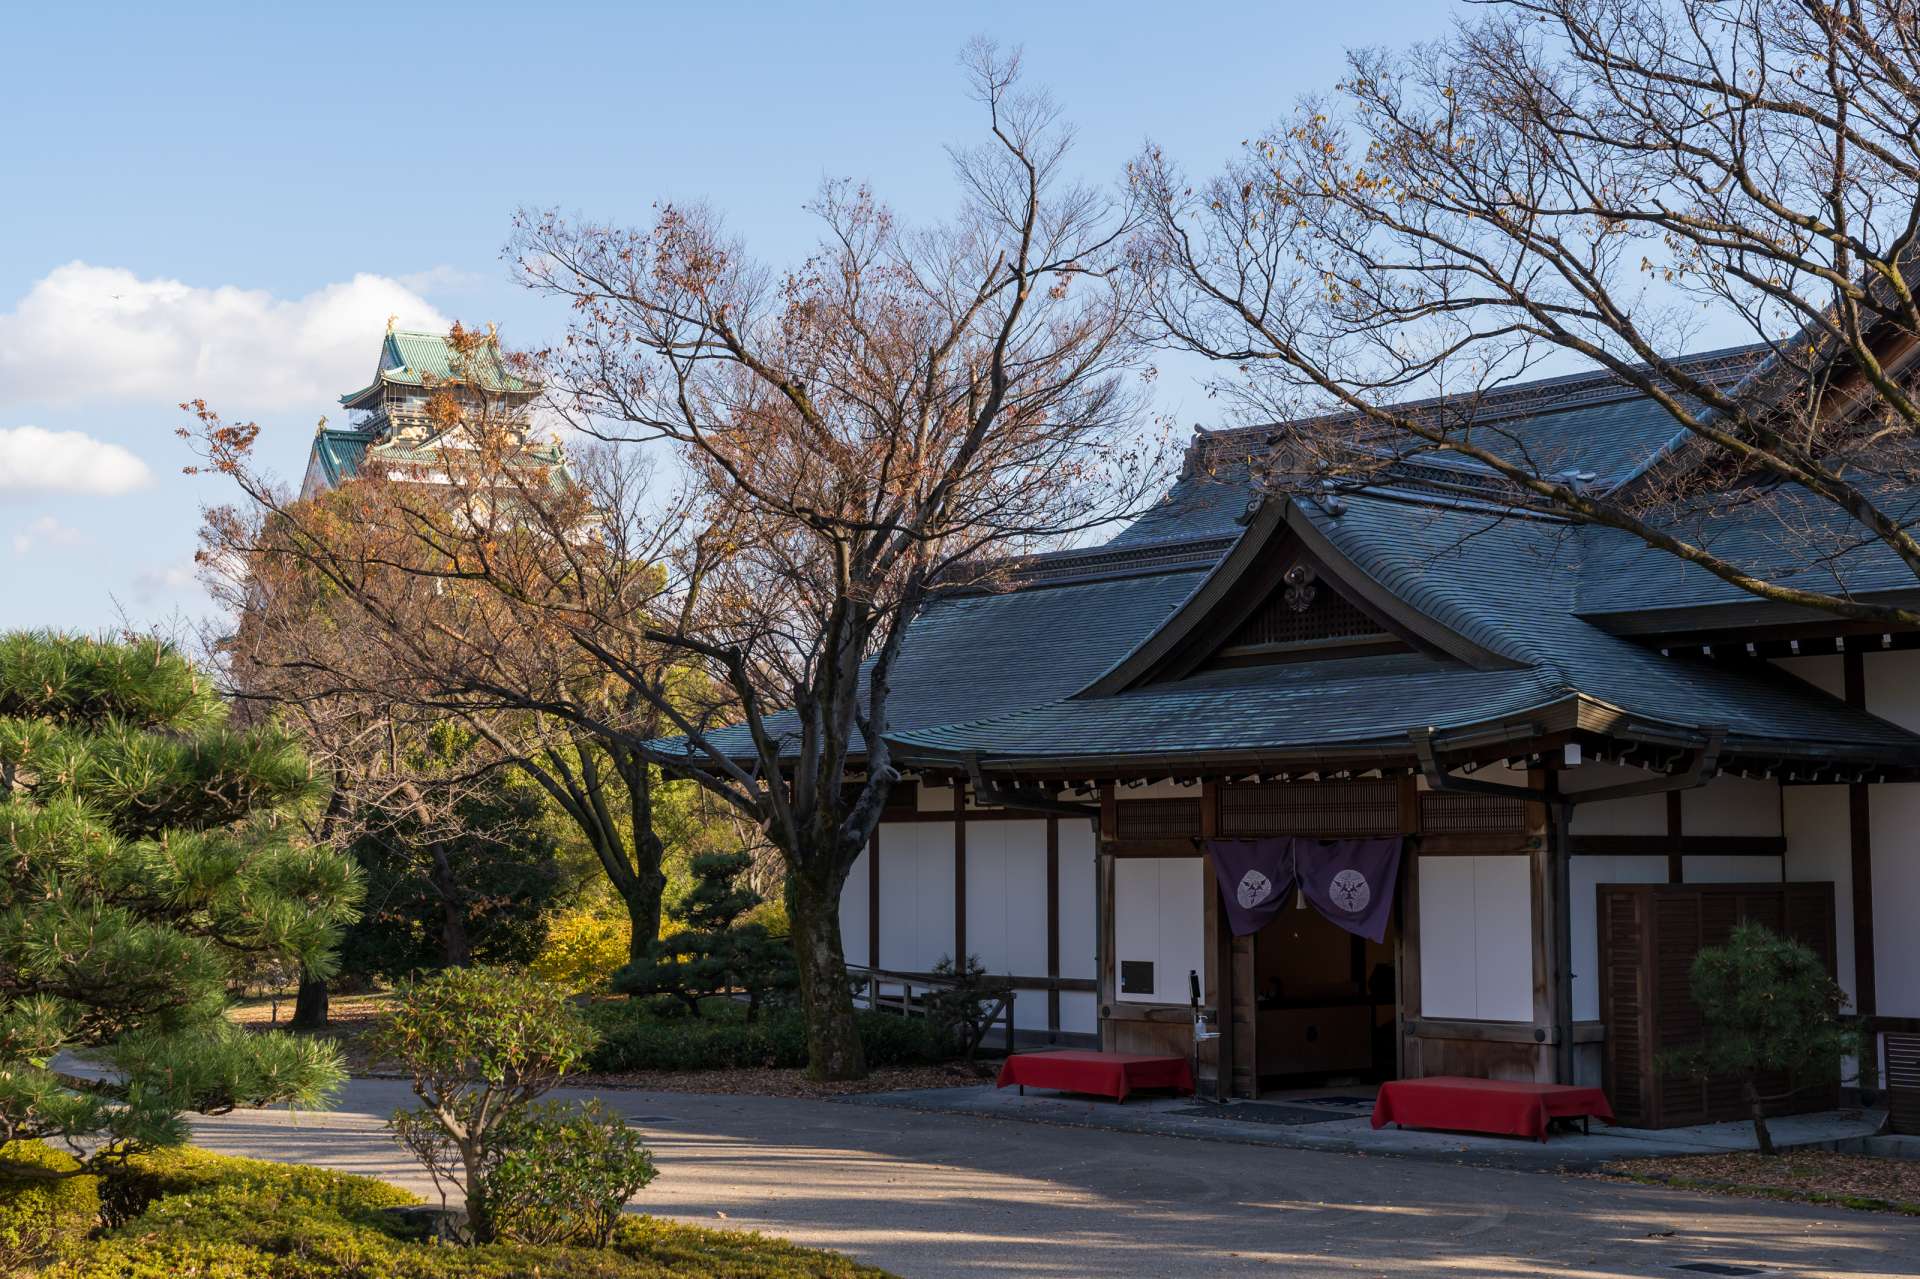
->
<box><xmin>11</xmin><ymin>514</ymin><xmax>86</xmax><ymax>556</ymax></box>
<box><xmin>130</xmin><ymin>562</ymin><xmax>197</xmax><ymax>605</ymax></box>
<box><xmin>0</xmin><ymin>425</ymin><xmax>151</xmax><ymax>495</ymax></box>
<box><xmin>0</xmin><ymin>262</ymin><xmax>451</xmax><ymax>413</ymax></box>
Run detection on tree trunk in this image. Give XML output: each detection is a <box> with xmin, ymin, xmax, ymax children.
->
<box><xmin>290</xmin><ymin>974</ymin><xmax>329</xmax><ymax>1030</ymax></box>
<box><xmin>620</xmin><ymin>850</ymin><xmax>666</xmax><ymax>966</ymax></box>
<box><xmin>1745</xmin><ymin>1076</ymin><xmax>1776</xmax><ymax>1157</ymax></box>
<box><xmin>787</xmin><ymin>863</ymin><xmax>866</xmax><ymax>1081</ymax></box>
<box><xmin>430</xmin><ymin>847</ymin><xmax>472</xmax><ymax>968</ymax></box>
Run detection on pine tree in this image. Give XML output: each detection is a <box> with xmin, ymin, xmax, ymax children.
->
<box><xmin>0</xmin><ymin>633</ymin><xmax>363</xmax><ymax>1178</ymax></box>
<box><xmin>613</xmin><ymin>851</ymin><xmax>794</xmax><ymax>1018</ymax></box>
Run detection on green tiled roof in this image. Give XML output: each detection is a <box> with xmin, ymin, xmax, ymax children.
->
<box><xmin>340</xmin><ymin>330</ymin><xmax>538</xmax><ymax>407</ymax></box>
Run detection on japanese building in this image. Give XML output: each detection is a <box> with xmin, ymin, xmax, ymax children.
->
<box><xmin>300</xmin><ymin>325</ymin><xmax>556</xmax><ymax>501</ymax></box>
<box><xmin>758</xmin><ymin>345</ymin><xmax>1920</xmax><ymax>1124</ymax></box>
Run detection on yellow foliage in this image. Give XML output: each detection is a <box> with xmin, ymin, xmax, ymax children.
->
<box><xmin>531</xmin><ymin>908</ymin><xmax>632</xmax><ymax>993</ymax></box>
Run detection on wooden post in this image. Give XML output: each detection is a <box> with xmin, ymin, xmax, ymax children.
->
<box><xmin>1666</xmin><ymin>791</ymin><xmax>1684</xmax><ymax>884</ymax></box>
<box><xmin>954</xmin><ymin>781</ymin><xmax>968</xmax><ymax>966</ymax></box>
<box><xmin>1845</xmin><ymin>650</ymin><xmax>1878</xmax><ymax>1018</ymax></box>
<box><xmin>1046</xmin><ymin>815</ymin><xmax>1061</xmax><ymax>1041</ymax></box>
<box><xmin>1202</xmin><ymin>779</ymin><xmax>1233</xmax><ymax>1100</ymax></box>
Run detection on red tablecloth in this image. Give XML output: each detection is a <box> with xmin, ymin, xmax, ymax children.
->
<box><xmin>996</xmin><ymin>1050</ymin><xmax>1195</xmax><ymax>1102</ymax></box>
<box><xmin>1371</xmin><ymin>1077</ymin><xmax>1614</xmax><ymax>1142</ymax></box>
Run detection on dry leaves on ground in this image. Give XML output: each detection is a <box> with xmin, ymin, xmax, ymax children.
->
<box><xmin>1608</xmin><ymin>1151</ymin><xmax>1920</xmax><ymax>1214</ymax></box>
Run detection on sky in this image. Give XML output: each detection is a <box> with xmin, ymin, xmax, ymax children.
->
<box><xmin>0</xmin><ymin>0</ymin><xmax>1465</xmax><ymax>634</ymax></box>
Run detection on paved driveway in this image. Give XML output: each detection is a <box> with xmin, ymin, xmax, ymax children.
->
<box><xmin>191</xmin><ymin>1078</ymin><xmax>1920</xmax><ymax>1279</ymax></box>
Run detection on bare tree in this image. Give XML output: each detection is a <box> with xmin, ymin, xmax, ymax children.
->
<box><xmin>1135</xmin><ymin>0</ymin><xmax>1920</xmax><ymax>623</ymax></box>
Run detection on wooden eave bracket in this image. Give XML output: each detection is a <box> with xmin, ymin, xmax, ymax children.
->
<box><xmin>1408</xmin><ymin>723</ymin><xmax>1727</xmax><ymax>807</ymax></box>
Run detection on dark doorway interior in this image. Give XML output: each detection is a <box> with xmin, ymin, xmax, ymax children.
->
<box><xmin>1251</xmin><ymin>896</ymin><xmax>1399</xmax><ymax>1090</ymax></box>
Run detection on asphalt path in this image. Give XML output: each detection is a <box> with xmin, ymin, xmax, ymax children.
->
<box><xmin>189</xmin><ymin>1077</ymin><xmax>1920</xmax><ymax>1279</ymax></box>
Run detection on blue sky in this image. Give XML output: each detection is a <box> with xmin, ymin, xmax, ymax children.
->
<box><xmin>0</xmin><ymin>1</ymin><xmax>1463</xmax><ymax>633</ymax></box>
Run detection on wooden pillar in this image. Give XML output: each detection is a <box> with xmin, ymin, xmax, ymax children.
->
<box><xmin>1845</xmin><ymin>650</ymin><xmax>1878</xmax><ymax>1017</ymax></box>
<box><xmin>954</xmin><ymin>782</ymin><xmax>968</xmax><ymax>966</ymax></box>
<box><xmin>1097</xmin><ymin>784</ymin><xmax>1116</xmax><ymax>1052</ymax></box>
<box><xmin>1202</xmin><ymin>780</ymin><xmax>1233</xmax><ymax>1100</ymax></box>
<box><xmin>1666</xmin><ymin>791</ymin><xmax>1684</xmax><ymax>884</ymax></box>
<box><xmin>1046</xmin><ymin>815</ymin><xmax>1061</xmax><ymax>1040</ymax></box>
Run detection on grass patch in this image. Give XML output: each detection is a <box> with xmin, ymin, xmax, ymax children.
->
<box><xmin>1605</xmin><ymin>1150</ymin><xmax>1920</xmax><ymax>1216</ymax></box>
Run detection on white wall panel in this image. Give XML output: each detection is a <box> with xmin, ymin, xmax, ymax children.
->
<box><xmin>1873</xmin><ymin>783</ymin><xmax>1920</xmax><ymax>1017</ymax></box>
<box><xmin>1418</xmin><ymin>858</ymin><xmax>1478</xmax><ymax>1020</ymax></box>
<box><xmin>1475</xmin><ymin>857</ymin><xmax>1535</xmax><ymax>1022</ymax></box>
<box><xmin>1564</xmin><ymin>761</ymin><xmax>1667</xmax><ymax>835</ymax></box>
<box><xmin>842</xmin><ymin>841</ymin><xmax>872</xmax><ymax>966</ymax></box>
<box><xmin>1682</xmin><ymin>855</ymin><xmax>1784</xmax><ymax>884</ymax></box>
<box><xmin>963</xmin><ymin>821</ymin><xmax>1048</xmax><ymax>978</ymax></box>
<box><xmin>1683</xmin><ymin>775</ymin><xmax>1782</xmax><ymax>838</ymax></box>
<box><xmin>1784</xmin><ymin>786</ymin><xmax>1854</xmax><ymax>1006</ymax></box>
<box><xmin>1112</xmin><ymin>856</ymin><xmax>1203</xmax><ymax>1004</ymax></box>
<box><xmin>879</xmin><ymin>823</ymin><xmax>954</xmax><ymax>972</ymax></box>
<box><xmin>1057</xmin><ymin>822</ymin><xmax>1098</xmax><ymax>980</ymax></box>
<box><xmin>1059</xmin><ymin>990</ymin><xmax>1098</xmax><ymax>1035</ymax></box>
<box><xmin>1867</xmin><ymin>649</ymin><xmax>1920</xmax><ymax>731</ymax></box>
<box><xmin>1569</xmin><ymin>855</ymin><xmax>1668</xmax><ymax>1020</ymax></box>
<box><xmin>1419</xmin><ymin>855</ymin><xmax>1534</xmax><ymax>1021</ymax></box>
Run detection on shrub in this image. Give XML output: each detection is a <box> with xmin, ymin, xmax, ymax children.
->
<box><xmin>0</xmin><ymin>1139</ymin><xmax>99</xmax><ymax>1270</ymax></box>
<box><xmin>613</xmin><ymin>852</ymin><xmax>797</xmax><ymax>1020</ymax></box>
<box><xmin>373</xmin><ymin>966</ymin><xmax>597</xmax><ymax>1243</ymax></box>
<box><xmin>924</xmin><ymin>955</ymin><xmax>1013</xmax><ymax>1064</ymax></box>
<box><xmin>42</xmin><ymin>1144</ymin><xmax>894</xmax><ymax>1278</ymax></box>
<box><xmin>1663</xmin><ymin>920</ymin><xmax>1868</xmax><ymax>1156</ymax></box>
<box><xmin>585</xmin><ymin>1004</ymin><xmax>942</xmax><ymax>1074</ymax></box>
<box><xmin>482</xmin><ymin>1100</ymin><xmax>657</xmax><ymax>1246</ymax></box>
<box><xmin>97</xmin><ymin>1145</ymin><xmax>416</xmax><ymax>1230</ymax></box>
<box><xmin>530</xmin><ymin>906</ymin><xmax>632</xmax><ymax>994</ymax></box>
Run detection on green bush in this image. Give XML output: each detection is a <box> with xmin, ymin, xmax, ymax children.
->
<box><xmin>97</xmin><ymin>1145</ymin><xmax>416</xmax><ymax>1229</ymax></box>
<box><xmin>0</xmin><ymin>1139</ymin><xmax>99</xmax><ymax>1270</ymax></box>
<box><xmin>483</xmin><ymin>1100</ymin><xmax>658</xmax><ymax>1247</ymax></box>
<box><xmin>44</xmin><ymin>1144</ymin><xmax>893</xmax><ymax>1278</ymax></box>
<box><xmin>585</xmin><ymin>1004</ymin><xmax>943</xmax><ymax>1073</ymax></box>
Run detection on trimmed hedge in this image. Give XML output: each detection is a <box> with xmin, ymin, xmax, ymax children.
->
<box><xmin>43</xmin><ymin>1146</ymin><xmax>895</xmax><ymax>1278</ymax></box>
<box><xmin>584</xmin><ymin>1004</ymin><xmax>944</xmax><ymax>1073</ymax></box>
<box><xmin>0</xmin><ymin>1140</ymin><xmax>99</xmax><ymax>1270</ymax></box>
<box><xmin>97</xmin><ymin>1144</ymin><xmax>417</xmax><ymax>1228</ymax></box>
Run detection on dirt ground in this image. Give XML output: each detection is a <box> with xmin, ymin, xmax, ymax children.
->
<box><xmin>1607</xmin><ymin>1149</ymin><xmax>1920</xmax><ymax>1214</ymax></box>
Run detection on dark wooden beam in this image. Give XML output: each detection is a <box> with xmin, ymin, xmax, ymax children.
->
<box><xmin>1046</xmin><ymin>815</ymin><xmax>1061</xmax><ymax>1041</ymax></box>
<box><xmin>954</xmin><ymin>783</ymin><xmax>968</xmax><ymax>966</ymax></box>
<box><xmin>1666</xmin><ymin>791</ymin><xmax>1684</xmax><ymax>884</ymax></box>
<box><xmin>1846</xmin><ymin>649</ymin><xmax>1878</xmax><ymax>1018</ymax></box>
<box><xmin>1202</xmin><ymin>780</ymin><xmax>1232</xmax><ymax>1101</ymax></box>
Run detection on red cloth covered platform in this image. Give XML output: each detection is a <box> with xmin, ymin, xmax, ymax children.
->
<box><xmin>996</xmin><ymin>1050</ymin><xmax>1195</xmax><ymax>1103</ymax></box>
<box><xmin>1371</xmin><ymin>1076</ymin><xmax>1614</xmax><ymax>1142</ymax></box>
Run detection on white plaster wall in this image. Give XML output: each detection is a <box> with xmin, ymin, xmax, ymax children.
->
<box><xmin>1057</xmin><ymin>822</ymin><xmax>1098</xmax><ymax>982</ymax></box>
<box><xmin>1865</xmin><ymin>652</ymin><xmax>1920</xmax><ymax>1017</ymax></box>
<box><xmin>1683</xmin><ymin>775</ymin><xmax>1783</xmax><ymax>837</ymax></box>
<box><xmin>1059</xmin><ymin>990</ymin><xmax>1098</xmax><ymax>1036</ymax></box>
<box><xmin>1871</xmin><ymin>783</ymin><xmax>1920</xmax><ymax>1017</ymax></box>
<box><xmin>916</xmin><ymin>783</ymin><xmax>957</xmax><ymax>814</ymax></box>
<box><xmin>1569</xmin><ymin>854</ymin><xmax>1668</xmax><ymax>1021</ymax></box>
<box><xmin>963</xmin><ymin>821</ymin><xmax>1051</xmax><ymax>1031</ymax></box>
<box><xmin>1783</xmin><ymin>785</ymin><xmax>1855</xmax><ymax>1007</ymax></box>
<box><xmin>1112</xmin><ymin>856</ymin><xmax>1204</xmax><ymax>1005</ymax></box>
<box><xmin>879</xmin><ymin>822</ymin><xmax>954</xmax><ymax>972</ymax></box>
<box><xmin>1562</xmin><ymin>761</ymin><xmax>1665</xmax><ymax>836</ymax></box>
<box><xmin>842</xmin><ymin>842</ymin><xmax>872</xmax><ymax>966</ymax></box>
<box><xmin>1682</xmin><ymin>855</ymin><xmax>1784</xmax><ymax>884</ymax></box>
<box><xmin>1419</xmin><ymin>855</ymin><xmax>1534</xmax><ymax>1021</ymax></box>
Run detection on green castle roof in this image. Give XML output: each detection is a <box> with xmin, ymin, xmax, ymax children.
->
<box><xmin>339</xmin><ymin>329</ymin><xmax>538</xmax><ymax>408</ymax></box>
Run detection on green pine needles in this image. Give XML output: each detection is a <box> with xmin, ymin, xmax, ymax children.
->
<box><xmin>0</xmin><ymin>632</ymin><xmax>363</xmax><ymax>1179</ymax></box>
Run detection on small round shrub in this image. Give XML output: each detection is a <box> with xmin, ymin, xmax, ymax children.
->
<box><xmin>0</xmin><ymin>1140</ymin><xmax>100</xmax><ymax>1269</ymax></box>
<box><xmin>529</xmin><ymin>906</ymin><xmax>632</xmax><ymax>994</ymax></box>
<box><xmin>482</xmin><ymin>1100</ymin><xmax>657</xmax><ymax>1246</ymax></box>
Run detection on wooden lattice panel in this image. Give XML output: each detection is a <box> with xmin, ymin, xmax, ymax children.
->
<box><xmin>1418</xmin><ymin>790</ymin><xmax>1529</xmax><ymax>834</ymax></box>
<box><xmin>1113</xmin><ymin>798</ymin><xmax>1203</xmax><ymax>840</ymax></box>
<box><xmin>1217</xmin><ymin>780</ymin><xmax>1400</xmax><ymax>836</ymax></box>
<box><xmin>1225</xmin><ymin>582</ymin><xmax>1387</xmax><ymax>650</ymax></box>
<box><xmin>1889</xmin><ymin>1033</ymin><xmax>1920</xmax><ymax>1136</ymax></box>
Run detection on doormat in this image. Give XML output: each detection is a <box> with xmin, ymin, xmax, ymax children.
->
<box><xmin>1171</xmin><ymin>1103</ymin><xmax>1351</xmax><ymax>1126</ymax></box>
<box><xmin>1673</xmin><ymin>1266</ymin><xmax>1766</xmax><ymax>1277</ymax></box>
<box><xmin>1288</xmin><ymin>1095</ymin><xmax>1375</xmax><ymax>1109</ymax></box>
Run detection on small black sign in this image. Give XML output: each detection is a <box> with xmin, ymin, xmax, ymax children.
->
<box><xmin>1119</xmin><ymin>960</ymin><xmax>1155</xmax><ymax>995</ymax></box>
